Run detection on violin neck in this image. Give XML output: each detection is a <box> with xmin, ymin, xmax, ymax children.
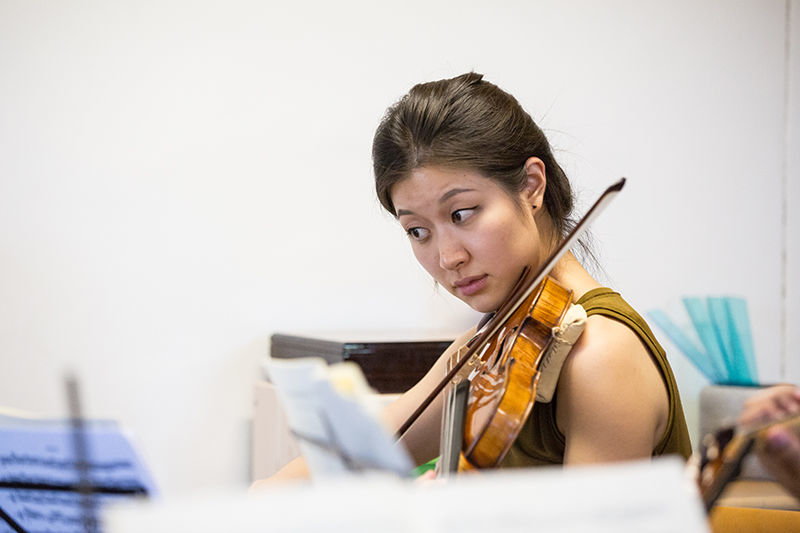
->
<box><xmin>740</xmin><ymin>412</ymin><xmax>800</xmax><ymax>439</ymax></box>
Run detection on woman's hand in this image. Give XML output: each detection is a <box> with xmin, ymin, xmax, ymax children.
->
<box><xmin>249</xmin><ymin>457</ymin><xmax>310</xmax><ymax>493</ymax></box>
<box><xmin>738</xmin><ymin>385</ymin><xmax>800</xmax><ymax>501</ymax></box>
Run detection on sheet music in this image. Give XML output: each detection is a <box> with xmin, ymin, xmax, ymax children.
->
<box><xmin>264</xmin><ymin>357</ymin><xmax>413</xmax><ymax>478</ymax></box>
<box><xmin>0</xmin><ymin>418</ymin><xmax>157</xmax><ymax>533</ymax></box>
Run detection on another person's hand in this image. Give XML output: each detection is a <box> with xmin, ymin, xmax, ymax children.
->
<box><xmin>738</xmin><ymin>385</ymin><xmax>800</xmax><ymax>501</ymax></box>
<box><xmin>739</xmin><ymin>384</ymin><xmax>800</xmax><ymax>429</ymax></box>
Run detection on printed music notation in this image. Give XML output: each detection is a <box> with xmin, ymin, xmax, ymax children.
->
<box><xmin>0</xmin><ymin>417</ymin><xmax>156</xmax><ymax>533</ymax></box>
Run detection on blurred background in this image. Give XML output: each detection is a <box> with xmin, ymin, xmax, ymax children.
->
<box><xmin>1</xmin><ymin>0</ymin><xmax>797</xmax><ymax>497</ymax></box>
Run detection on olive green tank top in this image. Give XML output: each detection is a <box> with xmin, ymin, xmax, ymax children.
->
<box><xmin>499</xmin><ymin>287</ymin><xmax>692</xmax><ymax>467</ymax></box>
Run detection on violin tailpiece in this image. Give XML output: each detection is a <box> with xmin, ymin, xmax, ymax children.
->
<box><xmin>536</xmin><ymin>303</ymin><xmax>587</xmax><ymax>403</ymax></box>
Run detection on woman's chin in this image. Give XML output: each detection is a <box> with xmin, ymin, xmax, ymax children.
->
<box><xmin>447</xmin><ymin>285</ymin><xmax>500</xmax><ymax>314</ymax></box>
<box><xmin>462</xmin><ymin>295</ymin><xmax>500</xmax><ymax>315</ymax></box>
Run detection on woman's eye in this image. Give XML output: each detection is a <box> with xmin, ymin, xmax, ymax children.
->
<box><xmin>406</xmin><ymin>227</ymin><xmax>430</xmax><ymax>241</ymax></box>
<box><xmin>452</xmin><ymin>207</ymin><xmax>477</xmax><ymax>223</ymax></box>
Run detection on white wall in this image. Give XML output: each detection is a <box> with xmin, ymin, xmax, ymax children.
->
<box><xmin>788</xmin><ymin>1</ymin><xmax>800</xmax><ymax>382</ymax></box>
<box><xmin>0</xmin><ymin>0</ymin><xmax>795</xmax><ymax>496</ymax></box>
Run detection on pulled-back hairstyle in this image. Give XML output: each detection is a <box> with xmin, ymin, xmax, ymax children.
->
<box><xmin>372</xmin><ymin>72</ymin><xmax>578</xmax><ymax>245</ymax></box>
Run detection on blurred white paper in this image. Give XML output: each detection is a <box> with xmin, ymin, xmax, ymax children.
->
<box><xmin>106</xmin><ymin>457</ymin><xmax>709</xmax><ymax>533</ymax></box>
<box><xmin>263</xmin><ymin>357</ymin><xmax>413</xmax><ymax>478</ymax></box>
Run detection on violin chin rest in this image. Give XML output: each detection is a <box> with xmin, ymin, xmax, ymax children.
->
<box><xmin>536</xmin><ymin>303</ymin><xmax>587</xmax><ymax>403</ymax></box>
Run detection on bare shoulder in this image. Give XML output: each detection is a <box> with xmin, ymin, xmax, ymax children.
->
<box><xmin>566</xmin><ymin>314</ymin><xmax>654</xmax><ymax>374</ymax></box>
<box><xmin>555</xmin><ymin>314</ymin><xmax>669</xmax><ymax>463</ymax></box>
<box><xmin>559</xmin><ymin>314</ymin><xmax>663</xmax><ymax>422</ymax></box>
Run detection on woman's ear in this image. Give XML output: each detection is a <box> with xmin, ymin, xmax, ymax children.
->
<box><xmin>522</xmin><ymin>157</ymin><xmax>547</xmax><ymax>210</ymax></box>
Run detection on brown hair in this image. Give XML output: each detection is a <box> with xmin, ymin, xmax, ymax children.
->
<box><xmin>372</xmin><ymin>72</ymin><xmax>578</xmax><ymax>247</ymax></box>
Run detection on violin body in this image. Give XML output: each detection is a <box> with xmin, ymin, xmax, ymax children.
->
<box><xmin>462</xmin><ymin>276</ymin><xmax>574</xmax><ymax>468</ymax></box>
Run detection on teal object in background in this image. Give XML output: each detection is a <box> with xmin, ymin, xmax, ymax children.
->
<box><xmin>648</xmin><ymin>296</ymin><xmax>758</xmax><ymax>386</ymax></box>
<box><xmin>725</xmin><ymin>297</ymin><xmax>758</xmax><ymax>385</ymax></box>
<box><xmin>648</xmin><ymin>310</ymin><xmax>722</xmax><ymax>382</ymax></box>
<box><xmin>707</xmin><ymin>297</ymin><xmax>735</xmax><ymax>381</ymax></box>
<box><xmin>682</xmin><ymin>298</ymin><xmax>730</xmax><ymax>383</ymax></box>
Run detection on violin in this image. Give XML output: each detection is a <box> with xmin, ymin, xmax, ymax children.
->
<box><xmin>436</xmin><ymin>274</ymin><xmax>576</xmax><ymax>475</ymax></box>
<box><xmin>396</xmin><ymin>178</ymin><xmax>626</xmax><ymax>472</ymax></box>
<box><xmin>695</xmin><ymin>413</ymin><xmax>800</xmax><ymax>511</ymax></box>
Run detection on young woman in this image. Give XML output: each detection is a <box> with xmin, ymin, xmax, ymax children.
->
<box><xmin>256</xmin><ymin>72</ymin><xmax>690</xmax><ymax>485</ymax></box>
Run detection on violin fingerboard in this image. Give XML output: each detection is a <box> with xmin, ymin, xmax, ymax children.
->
<box><xmin>439</xmin><ymin>379</ymin><xmax>470</xmax><ymax>478</ymax></box>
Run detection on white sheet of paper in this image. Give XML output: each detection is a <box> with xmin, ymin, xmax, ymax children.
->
<box><xmin>263</xmin><ymin>357</ymin><xmax>413</xmax><ymax>478</ymax></box>
<box><xmin>106</xmin><ymin>457</ymin><xmax>709</xmax><ymax>533</ymax></box>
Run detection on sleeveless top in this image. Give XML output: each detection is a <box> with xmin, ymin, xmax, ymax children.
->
<box><xmin>498</xmin><ymin>287</ymin><xmax>692</xmax><ymax>467</ymax></box>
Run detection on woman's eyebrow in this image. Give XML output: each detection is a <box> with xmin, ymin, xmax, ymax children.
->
<box><xmin>396</xmin><ymin>188</ymin><xmax>475</xmax><ymax>217</ymax></box>
<box><xmin>439</xmin><ymin>188</ymin><xmax>474</xmax><ymax>204</ymax></box>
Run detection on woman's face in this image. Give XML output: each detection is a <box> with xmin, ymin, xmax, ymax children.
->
<box><xmin>391</xmin><ymin>165</ymin><xmax>547</xmax><ymax>313</ymax></box>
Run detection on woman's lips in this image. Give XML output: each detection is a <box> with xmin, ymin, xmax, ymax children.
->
<box><xmin>454</xmin><ymin>275</ymin><xmax>488</xmax><ymax>296</ymax></box>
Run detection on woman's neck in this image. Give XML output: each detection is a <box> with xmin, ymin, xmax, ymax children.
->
<box><xmin>549</xmin><ymin>251</ymin><xmax>602</xmax><ymax>302</ymax></box>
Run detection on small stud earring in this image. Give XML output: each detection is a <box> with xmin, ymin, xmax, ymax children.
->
<box><xmin>532</xmin><ymin>204</ymin><xmax>538</xmax><ymax>209</ymax></box>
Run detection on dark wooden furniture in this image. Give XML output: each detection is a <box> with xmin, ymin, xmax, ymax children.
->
<box><xmin>270</xmin><ymin>332</ymin><xmax>454</xmax><ymax>393</ymax></box>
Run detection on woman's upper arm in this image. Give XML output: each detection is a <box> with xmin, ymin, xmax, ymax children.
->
<box><xmin>382</xmin><ymin>327</ymin><xmax>477</xmax><ymax>465</ymax></box>
<box><xmin>556</xmin><ymin>316</ymin><xmax>668</xmax><ymax>465</ymax></box>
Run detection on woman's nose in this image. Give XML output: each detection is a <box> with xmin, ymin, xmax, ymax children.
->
<box><xmin>438</xmin><ymin>237</ymin><xmax>468</xmax><ymax>270</ymax></box>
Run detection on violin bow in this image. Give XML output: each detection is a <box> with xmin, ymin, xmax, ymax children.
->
<box><xmin>396</xmin><ymin>177</ymin><xmax>626</xmax><ymax>439</ymax></box>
